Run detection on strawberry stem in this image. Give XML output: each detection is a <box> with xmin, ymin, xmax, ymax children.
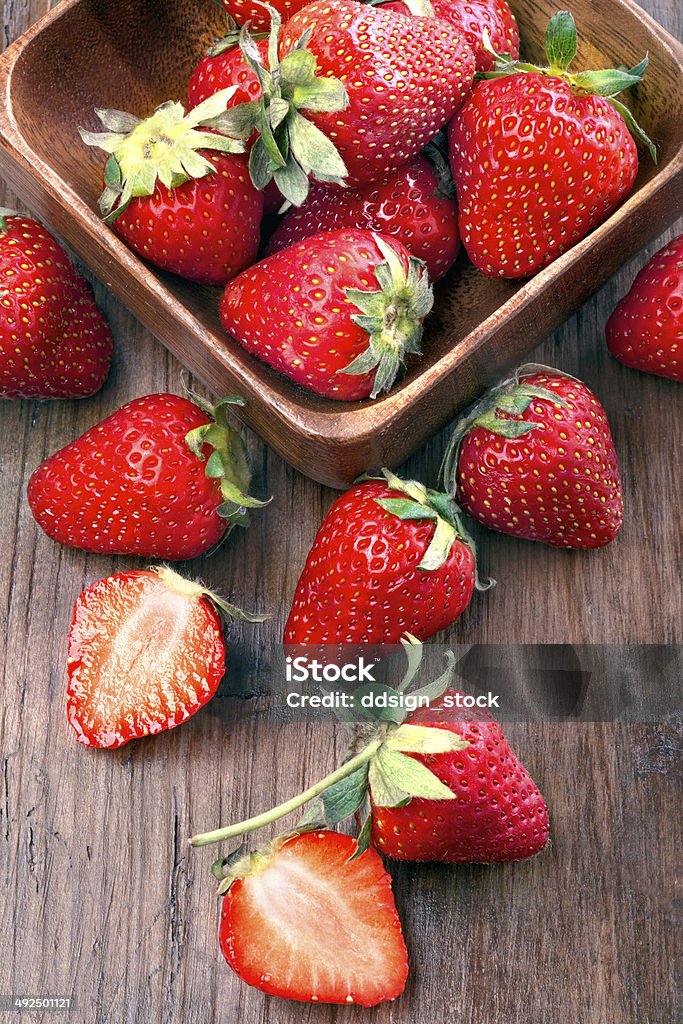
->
<box><xmin>188</xmin><ymin>738</ymin><xmax>383</xmax><ymax>847</ymax></box>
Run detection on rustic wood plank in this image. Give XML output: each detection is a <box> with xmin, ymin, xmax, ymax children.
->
<box><xmin>0</xmin><ymin>0</ymin><xmax>680</xmax><ymax>1022</ymax></box>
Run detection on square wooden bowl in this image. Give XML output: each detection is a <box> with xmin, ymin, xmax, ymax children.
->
<box><xmin>0</xmin><ymin>0</ymin><xmax>681</xmax><ymax>487</ymax></box>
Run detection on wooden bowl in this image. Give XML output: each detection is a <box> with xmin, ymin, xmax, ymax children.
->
<box><xmin>0</xmin><ymin>0</ymin><xmax>681</xmax><ymax>487</ymax></box>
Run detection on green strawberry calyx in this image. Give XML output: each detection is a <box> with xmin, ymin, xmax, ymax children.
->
<box><xmin>190</xmin><ymin>639</ymin><xmax>471</xmax><ymax>879</ymax></box>
<box><xmin>341</xmin><ymin>235</ymin><xmax>433</xmax><ymax>399</ymax></box>
<box><xmin>363</xmin><ymin>469</ymin><xmax>492</xmax><ymax>595</ymax></box>
<box><xmin>78</xmin><ymin>89</ymin><xmax>247</xmax><ymax>223</ymax></box>
<box><xmin>214</xmin><ymin>4</ymin><xmax>349</xmax><ymax>207</ymax></box>
<box><xmin>153</xmin><ymin>565</ymin><xmax>268</xmax><ymax>623</ymax></box>
<box><xmin>479</xmin><ymin>10</ymin><xmax>656</xmax><ymax>161</ymax></box>
<box><xmin>206</xmin><ymin>14</ymin><xmax>269</xmax><ymax>56</ymax></box>
<box><xmin>184</xmin><ymin>392</ymin><xmax>271</xmax><ymax>531</ymax></box>
<box><xmin>440</xmin><ymin>362</ymin><xmax>577</xmax><ymax>496</ymax></box>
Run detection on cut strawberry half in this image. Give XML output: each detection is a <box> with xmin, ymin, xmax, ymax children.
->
<box><xmin>219</xmin><ymin>831</ymin><xmax>408</xmax><ymax>1006</ymax></box>
<box><xmin>66</xmin><ymin>566</ymin><xmax>264</xmax><ymax>748</ymax></box>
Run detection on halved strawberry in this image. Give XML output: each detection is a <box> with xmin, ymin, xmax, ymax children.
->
<box><xmin>219</xmin><ymin>831</ymin><xmax>408</xmax><ymax>1005</ymax></box>
<box><xmin>67</xmin><ymin>566</ymin><xmax>264</xmax><ymax>748</ymax></box>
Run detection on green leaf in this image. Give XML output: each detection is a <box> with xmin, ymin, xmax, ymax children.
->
<box><xmin>322</xmin><ymin>766</ymin><xmax>369</xmax><ymax>824</ymax></box>
<box><xmin>496</xmin><ymin>393</ymin><xmax>532</xmax><ymax>415</ymax></box>
<box><xmin>273</xmin><ymin>158</ymin><xmax>310</xmax><ymax>207</ymax></box>
<box><xmin>473</xmin><ymin>412</ymin><xmax>539</xmax><ymax>438</ymax></box>
<box><xmin>408</xmin><ymin>650</ymin><xmax>457</xmax><ymax>705</ymax></box>
<box><xmin>260</xmin><ymin>102</ymin><xmax>287</xmax><ymax>169</ymax></box>
<box><xmin>269</xmin><ymin>96</ymin><xmax>291</xmax><ymax>131</ymax></box>
<box><xmin>418</xmin><ymin>513</ymin><xmax>456</xmax><ymax>572</ymax></box>
<box><xmin>368</xmin><ymin>755</ymin><xmax>411</xmax><ymax>808</ymax></box>
<box><xmin>338</xmin><ymin>345</ymin><xmax>380</xmax><ymax>376</ymax></box>
<box><xmin>374</xmin><ymin>498</ymin><xmax>436</xmax><ymax>522</ymax></box>
<box><xmin>291</xmin><ymin>78</ymin><xmax>348</xmax><ymax>113</ymax></box>
<box><xmin>249</xmin><ymin>137</ymin><xmax>273</xmax><ymax>190</ymax></box>
<box><xmin>94</xmin><ymin>107</ymin><xmax>141</xmax><ymax>132</ymax></box>
<box><xmin>374</xmin><ymin>747</ymin><xmax>457</xmax><ymax>802</ymax></box>
<box><xmin>288</xmin><ymin>110</ymin><xmax>347</xmax><ymax>178</ymax></box>
<box><xmin>385</xmin><ymin>723</ymin><xmax>468</xmax><ymax>755</ymax></box>
<box><xmin>186</xmin><ymin>86</ymin><xmax>240</xmax><ymax>126</ymax></box>
<box><xmin>571</xmin><ymin>67</ymin><xmax>646</xmax><ymax>98</ymax></box>
<box><xmin>205</xmin><ymin>450</ymin><xmax>226</xmax><ymax>479</ymax></box>
<box><xmin>545</xmin><ymin>10</ymin><xmax>577</xmax><ymax>72</ymax></box>
<box><xmin>296</xmin><ymin>797</ymin><xmax>327</xmax><ymax>830</ymax></box>
<box><xmin>396</xmin><ymin>637</ymin><xmax>425</xmax><ymax>693</ymax></box>
<box><xmin>608</xmin><ymin>97</ymin><xmax>657</xmax><ymax>163</ymax></box>
<box><xmin>280</xmin><ymin>47</ymin><xmax>317</xmax><ymax>85</ymax></box>
<box><xmin>348</xmin><ymin>814</ymin><xmax>373</xmax><ymax>861</ymax></box>
<box><xmin>211</xmin><ymin>102</ymin><xmax>260</xmax><ymax>140</ymax></box>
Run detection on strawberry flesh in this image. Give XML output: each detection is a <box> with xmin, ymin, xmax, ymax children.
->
<box><xmin>67</xmin><ymin>570</ymin><xmax>225</xmax><ymax>748</ymax></box>
<box><xmin>220</xmin><ymin>831</ymin><xmax>408</xmax><ymax>1005</ymax></box>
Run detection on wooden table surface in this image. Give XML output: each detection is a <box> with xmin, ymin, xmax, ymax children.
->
<box><xmin>1</xmin><ymin>0</ymin><xmax>681</xmax><ymax>1021</ymax></box>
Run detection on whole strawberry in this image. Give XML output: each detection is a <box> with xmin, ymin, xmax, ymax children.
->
<box><xmin>606</xmin><ymin>234</ymin><xmax>683</xmax><ymax>382</ymax></box>
<box><xmin>28</xmin><ymin>393</ymin><xmax>268</xmax><ymax>559</ymax></box>
<box><xmin>0</xmin><ymin>210</ymin><xmax>113</xmax><ymax>399</ymax></box>
<box><xmin>217</xmin><ymin>831</ymin><xmax>408</xmax><ymax>1005</ymax></box>
<box><xmin>79</xmin><ymin>91</ymin><xmax>262</xmax><ymax>285</ymax></box>
<box><xmin>67</xmin><ymin>566</ymin><xmax>264</xmax><ymax>748</ymax></box>
<box><xmin>264</xmin><ymin>155</ymin><xmax>460</xmax><ymax>281</ymax></box>
<box><xmin>279</xmin><ymin>0</ymin><xmax>476</xmax><ymax>188</ymax></box>
<box><xmin>384</xmin><ymin>0</ymin><xmax>519</xmax><ymax>72</ymax></box>
<box><xmin>371</xmin><ymin>690</ymin><xmax>550</xmax><ymax>862</ymax></box>
<box><xmin>221</xmin><ymin>229</ymin><xmax>433</xmax><ymax>400</ymax></box>
<box><xmin>191</xmin><ymin>641</ymin><xmax>547</xmax><ymax>868</ymax></box>
<box><xmin>442</xmin><ymin>366</ymin><xmax>623</xmax><ymax>549</ymax></box>
<box><xmin>448</xmin><ymin>11</ymin><xmax>656</xmax><ymax>278</ymax></box>
<box><xmin>284</xmin><ymin>469</ymin><xmax>484</xmax><ymax>644</ymax></box>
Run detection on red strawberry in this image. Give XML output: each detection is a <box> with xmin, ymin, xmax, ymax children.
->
<box><xmin>264</xmin><ymin>155</ymin><xmax>460</xmax><ymax>281</ymax></box>
<box><xmin>0</xmin><ymin>210</ymin><xmax>113</xmax><ymax>399</ymax></box>
<box><xmin>370</xmin><ymin>690</ymin><xmax>549</xmax><ymax>862</ymax></box>
<box><xmin>384</xmin><ymin>0</ymin><xmax>519</xmax><ymax>72</ymax></box>
<box><xmin>28</xmin><ymin>393</ymin><xmax>268</xmax><ymax>559</ymax></box>
<box><xmin>221</xmin><ymin>228</ymin><xmax>432</xmax><ymax>400</ymax></box>
<box><xmin>448</xmin><ymin>11</ymin><xmax>656</xmax><ymax>278</ymax></box>
<box><xmin>279</xmin><ymin>0</ymin><xmax>476</xmax><ymax>189</ymax></box>
<box><xmin>79</xmin><ymin>92</ymin><xmax>262</xmax><ymax>285</ymax></box>
<box><xmin>67</xmin><ymin>566</ymin><xmax>263</xmax><ymax>748</ymax></box>
<box><xmin>220</xmin><ymin>0</ymin><xmax>310</xmax><ymax>34</ymax></box>
<box><xmin>606</xmin><ymin>234</ymin><xmax>683</xmax><ymax>382</ymax></box>
<box><xmin>187</xmin><ymin>31</ymin><xmax>267</xmax><ymax>115</ymax></box>
<box><xmin>284</xmin><ymin>469</ymin><xmax>483</xmax><ymax>644</ymax></box>
<box><xmin>442</xmin><ymin>367</ymin><xmax>623</xmax><ymax>549</ymax></box>
<box><xmin>218</xmin><ymin>831</ymin><xmax>408</xmax><ymax>1005</ymax></box>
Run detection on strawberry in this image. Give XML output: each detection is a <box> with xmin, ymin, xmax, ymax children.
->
<box><xmin>284</xmin><ymin>469</ymin><xmax>485</xmax><ymax>644</ymax></box>
<box><xmin>278</xmin><ymin>0</ymin><xmax>476</xmax><ymax>190</ymax></box>
<box><xmin>67</xmin><ymin>566</ymin><xmax>264</xmax><ymax>748</ymax></box>
<box><xmin>220</xmin><ymin>0</ymin><xmax>310</xmax><ymax>34</ymax></box>
<box><xmin>448</xmin><ymin>11</ymin><xmax>656</xmax><ymax>278</ymax></box>
<box><xmin>221</xmin><ymin>228</ymin><xmax>433</xmax><ymax>400</ymax></box>
<box><xmin>79</xmin><ymin>91</ymin><xmax>263</xmax><ymax>285</ymax></box>
<box><xmin>191</xmin><ymin>641</ymin><xmax>547</xmax><ymax>869</ymax></box>
<box><xmin>217</xmin><ymin>831</ymin><xmax>408</xmax><ymax>1005</ymax></box>
<box><xmin>264</xmin><ymin>155</ymin><xmax>460</xmax><ymax>281</ymax></box>
<box><xmin>606</xmin><ymin>234</ymin><xmax>683</xmax><ymax>382</ymax></box>
<box><xmin>441</xmin><ymin>366</ymin><xmax>623</xmax><ymax>549</ymax></box>
<box><xmin>187</xmin><ymin>27</ymin><xmax>267</xmax><ymax>116</ymax></box>
<box><xmin>0</xmin><ymin>210</ymin><xmax>113</xmax><ymax>399</ymax></box>
<box><xmin>27</xmin><ymin>393</ymin><xmax>268</xmax><ymax>559</ymax></box>
<box><xmin>383</xmin><ymin>0</ymin><xmax>519</xmax><ymax>72</ymax></box>
<box><xmin>370</xmin><ymin>690</ymin><xmax>550</xmax><ymax>862</ymax></box>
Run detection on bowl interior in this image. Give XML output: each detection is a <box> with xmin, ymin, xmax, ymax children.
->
<box><xmin>7</xmin><ymin>0</ymin><xmax>683</xmax><ymax>420</ymax></box>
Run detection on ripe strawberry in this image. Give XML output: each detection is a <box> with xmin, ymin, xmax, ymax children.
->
<box><xmin>221</xmin><ymin>228</ymin><xmax>432</xmax><ymax>400</ymax></box>
<box><xmin>218</xmin><ymin>831</ymin><xmax>408</xmax><ymax>1005</ymax></box>
<box><xmin>0</xmin><ymin>210</ymin><xmax>113</xmax><ymax>399</ymax></box>
<box><xmin>79</xmin><ymin>91</ymin><xmax>262</xmax><ymax>285</ymax></box>
<box><xmin>190</xmin><ymin>642</ymin><xmax>546</xmax><ymax>869</ymax></box>
<box><xmin>371</xmin><ymin>690</ymin><xmax>550</xmax><ymax>862</ymax></box>
<box><xmin>187</xmin><ymin>29</ymin><xmax>267</xmax><ymax>115</ymax></box>
<box><xmin>28</xmin><ymin>393</ymin><xmax>268</xmax><ymax>559</ymax></box>
<box><xmin>264</xmin><ymin>155</ymin><xmax>460</xmax><ymax>281</ymax></box>
<box><xmin>67</xmin><ymin>566</ymin><xmax>263</xmax><ymax>748</ymax></box>
<box><xmin>606</xmin><ymin>234</ymin><xmax>683</xmax><ymax>382</ymax></box>
<box><xmin>220</xmin><ymin>0</ymin><xmax>310</xmax><ymax>34</ymax></box>
<box><xmin>442</xmin><ymin>366</ymin><xmax>623</xmax><ymax>549</ymax></box>
<box><xmin>284</xmin><ymin>469</ymin><xmax>484</xmax><ymax>644</ymax></box>
<box><xmin>383</xmin><ymin>0</ymin><xmax>519</xmax><ymax>72</ymax></box>
<box><xmin>448</xmin><ymin>11</ymin><xmax>656</xmax><ymax>278</ymax></box>
<box><xmin>279</xmin><ymin>0</ymin><xmax>476</xmax><ymax>189</ymax></box>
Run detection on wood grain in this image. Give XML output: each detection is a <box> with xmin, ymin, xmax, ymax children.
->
<box><xmin>0</xmin><ymin>1</ymin><xmax>681</xmax><ymax>1022</ymax></box>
